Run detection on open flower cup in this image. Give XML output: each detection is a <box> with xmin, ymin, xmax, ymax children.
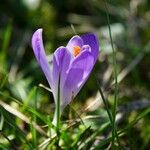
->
<box><xmin>32</xmin><ymin>29</ymin><xmax>99</xmax><ymax>127</ymax></box>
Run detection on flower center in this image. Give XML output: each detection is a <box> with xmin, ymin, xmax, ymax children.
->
<box><xmin>73</xmin><ymin>46</ymin><xmax>81</xmax><ymax>57</ymax></box>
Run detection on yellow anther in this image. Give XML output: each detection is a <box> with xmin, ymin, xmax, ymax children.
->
<box><xmin>73</xmin><ymin>46</ymin><xmax>81</xmax><ymax>57</ymax></box>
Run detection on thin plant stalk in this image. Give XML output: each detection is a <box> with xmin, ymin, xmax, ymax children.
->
<box><xmin>96</xmin><ymin>77</ymin><xmax>113</xmax><ymax>124</ymax></box>
<box><xmin>96</xmin><ymin>77</ymin><xmax>120</xmax><ymax>148</ymax></box>
<box><xmin>104</xmin><ymin>0</ymin><xmax>120</xmax><ymax>148</ymax></box>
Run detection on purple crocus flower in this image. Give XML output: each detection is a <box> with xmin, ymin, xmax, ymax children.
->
<box><xmin>31</xmin><ymin>28</ymin><xmax>99</xmax><ymax>114</ymax></box>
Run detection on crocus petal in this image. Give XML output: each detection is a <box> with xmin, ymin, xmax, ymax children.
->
<box><xmin>32</xmin><ymin>29</ymin><xmax>52</xmax><ymax>87</ymax></box>
<box><xmin>61</xmin><ymin>50</ymin><xmax>94</xmax><ymax>107</ymax></box>
<box><xmin>52</xmin><ymin>46</ymin><xmax>72</xmax><ymax>103</ymax></box>
<box><xmin>61</xmin><ymin>68</ymin><xmax>84</xmax><ymax>107</ymax></box>
<box><xmin>81</xmin><ymin>45</ymin><xmax>91</xmax><ymax>52</ymax></box>
<box><xmin>66</xmin><ymin>35</ymin><xmax>83</xmax><ymax>54</ymax></box>
<box><xmin>81</xmin><ymin>33</ymin><xmax>99</xmax><ymax>63</ymax></box>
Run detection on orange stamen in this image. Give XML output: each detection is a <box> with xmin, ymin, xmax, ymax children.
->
<box><xmin>73</xmin><ymin>46</ymin><xmax>81</xmax><ymax>57</ymax></box>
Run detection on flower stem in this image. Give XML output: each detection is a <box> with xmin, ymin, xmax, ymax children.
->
<box><xmin>56</xmin><ymin>76</ymin><xmax>60</xmax><ymax>130</ymax></box>
<box><xmin>52</xmin><ymin>75</ymin><xmax>61</xmax><ymax>137</ymax></box>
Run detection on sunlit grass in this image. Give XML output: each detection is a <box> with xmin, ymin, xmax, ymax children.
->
<box><xmin>0</xmin><ymin>0</ymin><xmax>150</xmax><ymax>149</ymax></box>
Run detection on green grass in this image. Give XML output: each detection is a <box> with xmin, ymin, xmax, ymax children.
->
<box><xmin>0</xmin><ymin>0</ymin><xmax>150</xmax><ymax>149</ymax></box>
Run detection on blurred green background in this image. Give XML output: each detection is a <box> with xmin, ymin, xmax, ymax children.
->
<box><xmin>0</xmin><ymin>0</ymin><xmax>150</xmax><ymax>149</ymax></box>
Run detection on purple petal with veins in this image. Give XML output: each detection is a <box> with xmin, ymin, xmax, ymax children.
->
<box><xmin>81</xmin><ymin>33</ymin><xmax>99</xmax><ymax>63</ymax></box>
<box><xmin>31</xmin><ymin>29</ymin><xmax>52</xmax><ymax>87</ymax></box>
<box><xmin>61</xmin><ymin>50</ymin><xmax>94</xmax><ymax>107</ymax></box>
<box><xmin>52</xmin><ymin>46</ymin><xmax>72</xmax><ymax>103</ymax></box>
